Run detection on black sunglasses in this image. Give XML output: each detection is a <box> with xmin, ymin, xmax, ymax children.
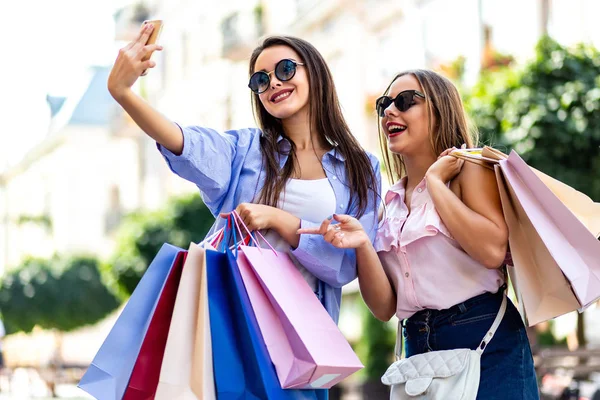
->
<box><xmin>375</xmin><ymin>90</ymin><xmax>426</xmax><ymax>117</ymax></box>
<box><xmin>248</xmin><ymin>59</ymin><xmax>305</xmax><ymax>94</ymax></box>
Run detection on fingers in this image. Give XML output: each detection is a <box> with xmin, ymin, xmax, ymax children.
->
<box><xmin>297</xmin><ymin>227</ymin><xmax>322</xmax><ymax>235</ymax></box>
<box><xmin>318</xmin><ymin>217</ymin><xmax>332</xmax><ymax>235</ymax></box>
<box><xmin>140</xmin><ymin>60</ymin><xmax>156</xmax><ymax>71</ymax></box>
<box><xmin>137</xmin><ymin>23</ymin><xmax>154</xmax><ymax>46</ymax></box>
<box><xmin>139</xmin><ymin>44</ymin><xmax>163</xmax><ymax>60</ymax></box>
<box><xmin>438</xmin><ymin>147</ymin><xmax>456</xmax><ymax>159</ymax></box>
<box><xmin>332</xmin><ymin>214</ymin><xmax>352</xmax><ymax>223</ymax></box>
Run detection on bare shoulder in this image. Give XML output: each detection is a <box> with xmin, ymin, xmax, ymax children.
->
<box><xmin>457</xmin><ymin>160</ymin><xmax>498</xmax><ymax>198</ymax></box>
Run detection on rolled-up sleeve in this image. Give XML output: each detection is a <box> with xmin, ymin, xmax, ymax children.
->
<box><xmin>157</xmin><ymin>125</ymin><xmax>257</xmax><ymax>214</ymax></box>
<box><xmin>291</xmin><ymin>157</ymin><xmax>382</xmax><ymax>288</ymax></box>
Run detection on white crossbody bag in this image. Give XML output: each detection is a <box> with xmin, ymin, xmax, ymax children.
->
<box><xmin>381</xmin><ymin>294</ymin><xmax>507</xmax><ymax>400</ymax></box>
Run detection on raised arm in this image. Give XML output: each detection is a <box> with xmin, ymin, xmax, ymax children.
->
<box><xmin>107</xmin><ymin>23</ymin><xmax>183</xmax><ymax>154</ymax></box>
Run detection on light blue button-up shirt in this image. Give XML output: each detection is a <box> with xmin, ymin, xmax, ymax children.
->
<box><xmin>159</xmin><ymin>126</ymin><xmax>381</xmax><ymax>323</ymax></box>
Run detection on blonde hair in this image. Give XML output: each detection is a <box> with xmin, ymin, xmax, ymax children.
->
<box><xmin>378</xmin><ymin>69</ymin><xmax>478</xmax><ymax>184</ymax></box>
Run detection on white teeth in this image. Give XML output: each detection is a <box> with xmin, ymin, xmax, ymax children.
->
<box><xmin>274</xmin><ymin>92</ymin><xmax>291</xmax><ymax>101</ymax></box>
<box><xmin>389</xmin><ymin>125</ymin><xmax>406</xmax><ymax>133</ymax></box>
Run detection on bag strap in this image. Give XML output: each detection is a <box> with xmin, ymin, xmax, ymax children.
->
<box><xmin>394</xmin><ymin>291</ymin><xmax>508</xmax><ymax>360</ymax></box>
<box><xmin>476</xmin><ymin>292</ymin><xmax>507</xmax><ymax>355</ymax></box>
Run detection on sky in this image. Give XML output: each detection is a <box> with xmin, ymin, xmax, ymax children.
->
<box><xmin>0</xmin><ymin>0</ymin><xmax>126</xmax><ymax>168</ymax></box>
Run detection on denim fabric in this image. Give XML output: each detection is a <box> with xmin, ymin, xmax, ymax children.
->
<box><xmin>403</xmin><ymin>289</ymin><xmax>539</xmax><ymax>400</ymax></box>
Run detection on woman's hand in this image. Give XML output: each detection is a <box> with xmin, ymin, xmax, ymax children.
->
<box><xmin>221</xmin><ymin>203</ymin><xmax>279</xmax><ymax>232</ymax></box>
<box><xmin>425</xmin><ymin>145</ymin><xmax>466</xmax><ymax>184</ymax></box>
<box><xmin>297</xmin><ymin>214</ymin><xmax>369</xmax><ymax>249</ymax></box>
<box><xmin>108</xmin><ymin>23</ymin><xmax>163</xmax><ymax>100</ymax></box>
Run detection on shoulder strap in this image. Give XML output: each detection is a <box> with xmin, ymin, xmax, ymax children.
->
<box><xmin>476</xmin><ymin>293</ymin><xmax>507</xmax><ymax>355</ymax></box>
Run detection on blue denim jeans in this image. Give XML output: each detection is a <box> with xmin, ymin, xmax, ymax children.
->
<box><xmin>403</xmin><ymin>288</ymin><xmax>539</xmax><ymax>399</ymax></box>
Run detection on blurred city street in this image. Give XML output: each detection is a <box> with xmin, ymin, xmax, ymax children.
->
<box><xmin>2</xmin><ymin>0</ymin><xmax>600</xmax><ymax>398</ymax></box>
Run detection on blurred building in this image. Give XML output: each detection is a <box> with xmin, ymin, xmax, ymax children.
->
<box><xmin>0</xmin><ymin>66</ymin><xmax>144</xmax><ymax>274</ymax></box>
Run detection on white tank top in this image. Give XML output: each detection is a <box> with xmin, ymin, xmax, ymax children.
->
<box><xmin>264</xmin><ymin>178</ymin><xmax>337</xmax><ymax>292</ymax></box>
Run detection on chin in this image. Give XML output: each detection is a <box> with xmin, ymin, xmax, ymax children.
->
<box><xmin>265</xmin><ymin>102</ymin><xmax>304</xmax><ymax>119</ymax></box>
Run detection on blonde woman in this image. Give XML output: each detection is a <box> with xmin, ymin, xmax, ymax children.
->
<box><xmin>300</xmin><ymin>69</ymin><xmax>539</xmax><ymax>399</ymax></box>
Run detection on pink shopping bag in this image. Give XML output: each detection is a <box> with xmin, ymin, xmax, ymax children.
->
<box><xmin>500</xmin><ymin>152</ymin><xmax>600</xmax><ymax>309</ymax></box>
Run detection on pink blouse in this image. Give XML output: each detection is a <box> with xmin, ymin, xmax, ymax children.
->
<box><xmin>375</xmin><ymin>177</ymin><xmax>504</xmax><ymax>320</ymax></box>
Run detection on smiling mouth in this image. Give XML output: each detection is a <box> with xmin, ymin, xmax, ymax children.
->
<box><xmin>387</xmin><ymin>124</ymin><xmax>407</xmax><ymax>137</ymax></box>
<box><xmin>270</xmin><ymin>89</ymin><xmax>293</xmax><ymax>103</ymax></box>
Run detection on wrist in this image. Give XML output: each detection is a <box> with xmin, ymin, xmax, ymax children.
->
<box><xmin>425</xmin><ymin>173</ymin><xmax>444</xmax><ymax>185</ymax></box>
<box><xmin>356</xmin><ymin>231</ymin><xmax>372</xmax><ymax>250</ymax></box>
<box><xmin>109</xmin><ymin>86</ymin><xmax>133</xmax><ymax>103</ymax></box>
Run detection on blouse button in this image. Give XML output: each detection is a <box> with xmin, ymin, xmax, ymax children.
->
<box><xmin>339</xmin><ymin>204</ymin><xmax>344</xmax><ymax>209</ymax></box>
<box><xmin>405</xmin><ymin>272</ymin><xmax>410</xmax><ymax>278</ymax></box>
<box><xmin>332</xmin><ymin>176</ymin><xmax>337</xmax><ymax>180</ymax></box>
<box><xmin>417</xmin><ymin>188</ymin><xmax>423</xmax><ymax>193</ymax></box>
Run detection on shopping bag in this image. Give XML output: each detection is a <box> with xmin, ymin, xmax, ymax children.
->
<box><xmin>495</xmin><ymin>167</ymin><xmax>581</xmax><ymax>326</ymax></box>
<box><xmin>190</xmin><ymin>243</ymin><xmax>216</xmax><ymax>400</ymax></box>
<box><xmin>452</xmin><ymin>147</ymin><xmax>600</xmax><ymax>325</ymax></box>
<box><xmin>155</xmin><ymin>243</ymin><xmax>206</xmax><ymax>399</ymax></box>
<box><xmin>500</xmin><ymin>152</ymin><xmax>600</xmax><ymax>310</ymax></box>
<box><xmin>78</xmin><ymin>244</ymin><xmax>184</xmax><ymax>400</ymax></box>
<box><xmin>123</xmin><ymin>251</ymin><xmax>186</xmax><ymax>400</ymax></box>
<box><xmin>207</xmin><ymin>245</ymin><xmax>326</xmax><ymax>400</ymax></box>
<box><xmin>239</xmin><ymin>244</ymin><xmax>363</xmax><ymax>389</ymax></box>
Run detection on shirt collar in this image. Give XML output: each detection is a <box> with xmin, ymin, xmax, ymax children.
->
<box><xmin>276</xmin><ymin>136</ymin><xmax>345</xmax><ymax>162</ymax></box>
<box><xmin>384</xmin><ymin>176</ymin><xmax>428</xmax><ymax>204</ymax></box>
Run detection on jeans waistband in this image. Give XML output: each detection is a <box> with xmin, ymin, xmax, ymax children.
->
<box><xmin>407</xmin><ymin>284</ymin><xmax>506</xmax><ymax>324</ymax></box>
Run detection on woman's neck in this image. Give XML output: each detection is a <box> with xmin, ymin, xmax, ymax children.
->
<box><xmin>403</xmin><ymin>152</ymin><xmax>437</xmax><ymax>189</ymax></box>
<box><xmin>282</xmin><ymin>106</ymin><xmax>327</xmax><ymax>150</ymax></box>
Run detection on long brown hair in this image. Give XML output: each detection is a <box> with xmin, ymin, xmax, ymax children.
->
<box><xmin>249</xmin><ymin>36</ymin><xmax>377</xmax><ymax>218</ymax></box>
<box><xmin>378</xmin><ymin>69</ymin><xmax>478</xmax><ymax>184</ymax></box>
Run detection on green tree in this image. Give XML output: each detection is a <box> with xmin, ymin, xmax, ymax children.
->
<box><xmin>106</xmin><ymin>192</ymin><xmax>214</xmax><ymax>296</ymax></box>
<box><xmin>0</xmin><ymin>255</ymin><xmax>119</xmax><ymax>334</ymax></box>
<box><xmin>466</xmin><ymin>36</ymin><xmax>600</xmax><ymax>201</ymax></box>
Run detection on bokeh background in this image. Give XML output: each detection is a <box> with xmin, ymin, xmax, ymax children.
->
<box><xmin>1</xmin><ymin>0</ymin><xmax>600</xmax><ymax>398</ymax></box>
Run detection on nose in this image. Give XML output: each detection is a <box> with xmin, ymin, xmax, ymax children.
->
<box><xmin>384</xmin><ymin>102</ymin><xmax>399</xmax><ymax>118</ymax></box>
<box><xmin>270</xmin><ymin>74</ymin><xmax>283</xmax><ymax>90</ymax></box>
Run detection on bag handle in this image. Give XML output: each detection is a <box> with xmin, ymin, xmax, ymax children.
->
<box><xmin>228</xmin><ymin>211</ymin><xmax>278</xmax><ymax>255</ymax></box>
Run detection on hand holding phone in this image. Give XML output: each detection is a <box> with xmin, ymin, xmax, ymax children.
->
<box><xmin>107</xmin><ymin>21</ymin><xmax>164</xmax><ymax>99</ymax></box>
<box><xmin>141</xmin><ymin>20</ymin><xmax>163</xmax><ymax>76</ymax></box>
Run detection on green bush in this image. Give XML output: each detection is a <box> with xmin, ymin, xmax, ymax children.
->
<box><xmin>106</xmin><ymin>193</ymin><xmax>214</xmax><ymax>296</ymax></box>
<box><xmin>0</xmin><ymin>255</ymin><xmax>120</xmax><ymax>334</ymax></box>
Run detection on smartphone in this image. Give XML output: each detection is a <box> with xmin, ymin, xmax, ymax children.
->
<box><xmin>141</xmin><ymin>20</ymin><xmax>163</xmax><ymax>75</ymax></box>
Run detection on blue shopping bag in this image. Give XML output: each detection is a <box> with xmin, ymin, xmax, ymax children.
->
<box><xmin>79</xmin><ymin>243</ymin><xmax>184</xmax><ymax>400</ymax></box>
<box><xmin>206</xmin><ymin>243</ymin><xmax>327</xmax><ymax>400</ymax></box>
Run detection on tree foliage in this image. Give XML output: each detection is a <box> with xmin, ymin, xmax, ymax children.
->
<box><xmin>106</xmin><ymin>193</ymin><xmax>214</xmax><ymax>296</ymax></box>
<box><xmin>0</xmin><ymin>255</ymin><xmax>120</xmax><ymax>334</ymax></box>
<box><xmin>466</xmin><ymin>36</ymin><xmax>600</xmax><ymax>201</ymax></box>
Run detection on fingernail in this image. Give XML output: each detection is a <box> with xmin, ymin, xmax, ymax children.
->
<box><xmin>327</xmin><ymin>215</ymin><xmax>333</xmax><ymax>220</ymax></box>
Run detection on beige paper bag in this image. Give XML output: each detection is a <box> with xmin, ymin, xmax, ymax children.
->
<box><xmin>155</xmin><ymin>243</ymin><xmax>205</xmax><ymax>399</ymax></box>
<box><xmin>455</xmin><ymin>147</ymin><xmax>600</xmax><ymax>238</ymax></box>
<box><xmin>495</xmin><ymin>166</ymin><xmax>581</xmax><ymax>326</ymax></box>
<box><xmin>190</xmin><ymin>244</ymin><xmax>216</xmax><ymax>400</ymax></box>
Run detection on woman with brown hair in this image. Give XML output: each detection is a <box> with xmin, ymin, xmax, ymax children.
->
<box><xmin>300</xmin><ymin>69</ymin><xmax>539</xmax><ymax>399</ymax></box>
<box><xmin>107</xmin><ymin>24</ymin><xmax>381</xmax><ymax>324</ymax></box>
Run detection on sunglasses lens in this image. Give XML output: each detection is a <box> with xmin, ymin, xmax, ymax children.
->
<box><xmin>249</xmin><ymin>72</ymin><xmax>270</xmax><ymax>93</ymax></box>
<box><xmin>376</xmin><ymin>97</ymin><xmax>392</xmax><ymax>117</ymax></box>
<box><xmin>276</xmin><ymin>59</ymin><xmax>297</xmax><ymax>81</ymax></box>
<box><xmin>395</xmin><ymin>91</ymin><xmax>416</xmax><ymax>112</ymax></box>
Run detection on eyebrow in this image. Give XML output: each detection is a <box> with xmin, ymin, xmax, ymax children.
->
<box><xmin>255</xmin><ymin>58</ymin><xmax>299</xmax><ymax>73</ymax></box>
